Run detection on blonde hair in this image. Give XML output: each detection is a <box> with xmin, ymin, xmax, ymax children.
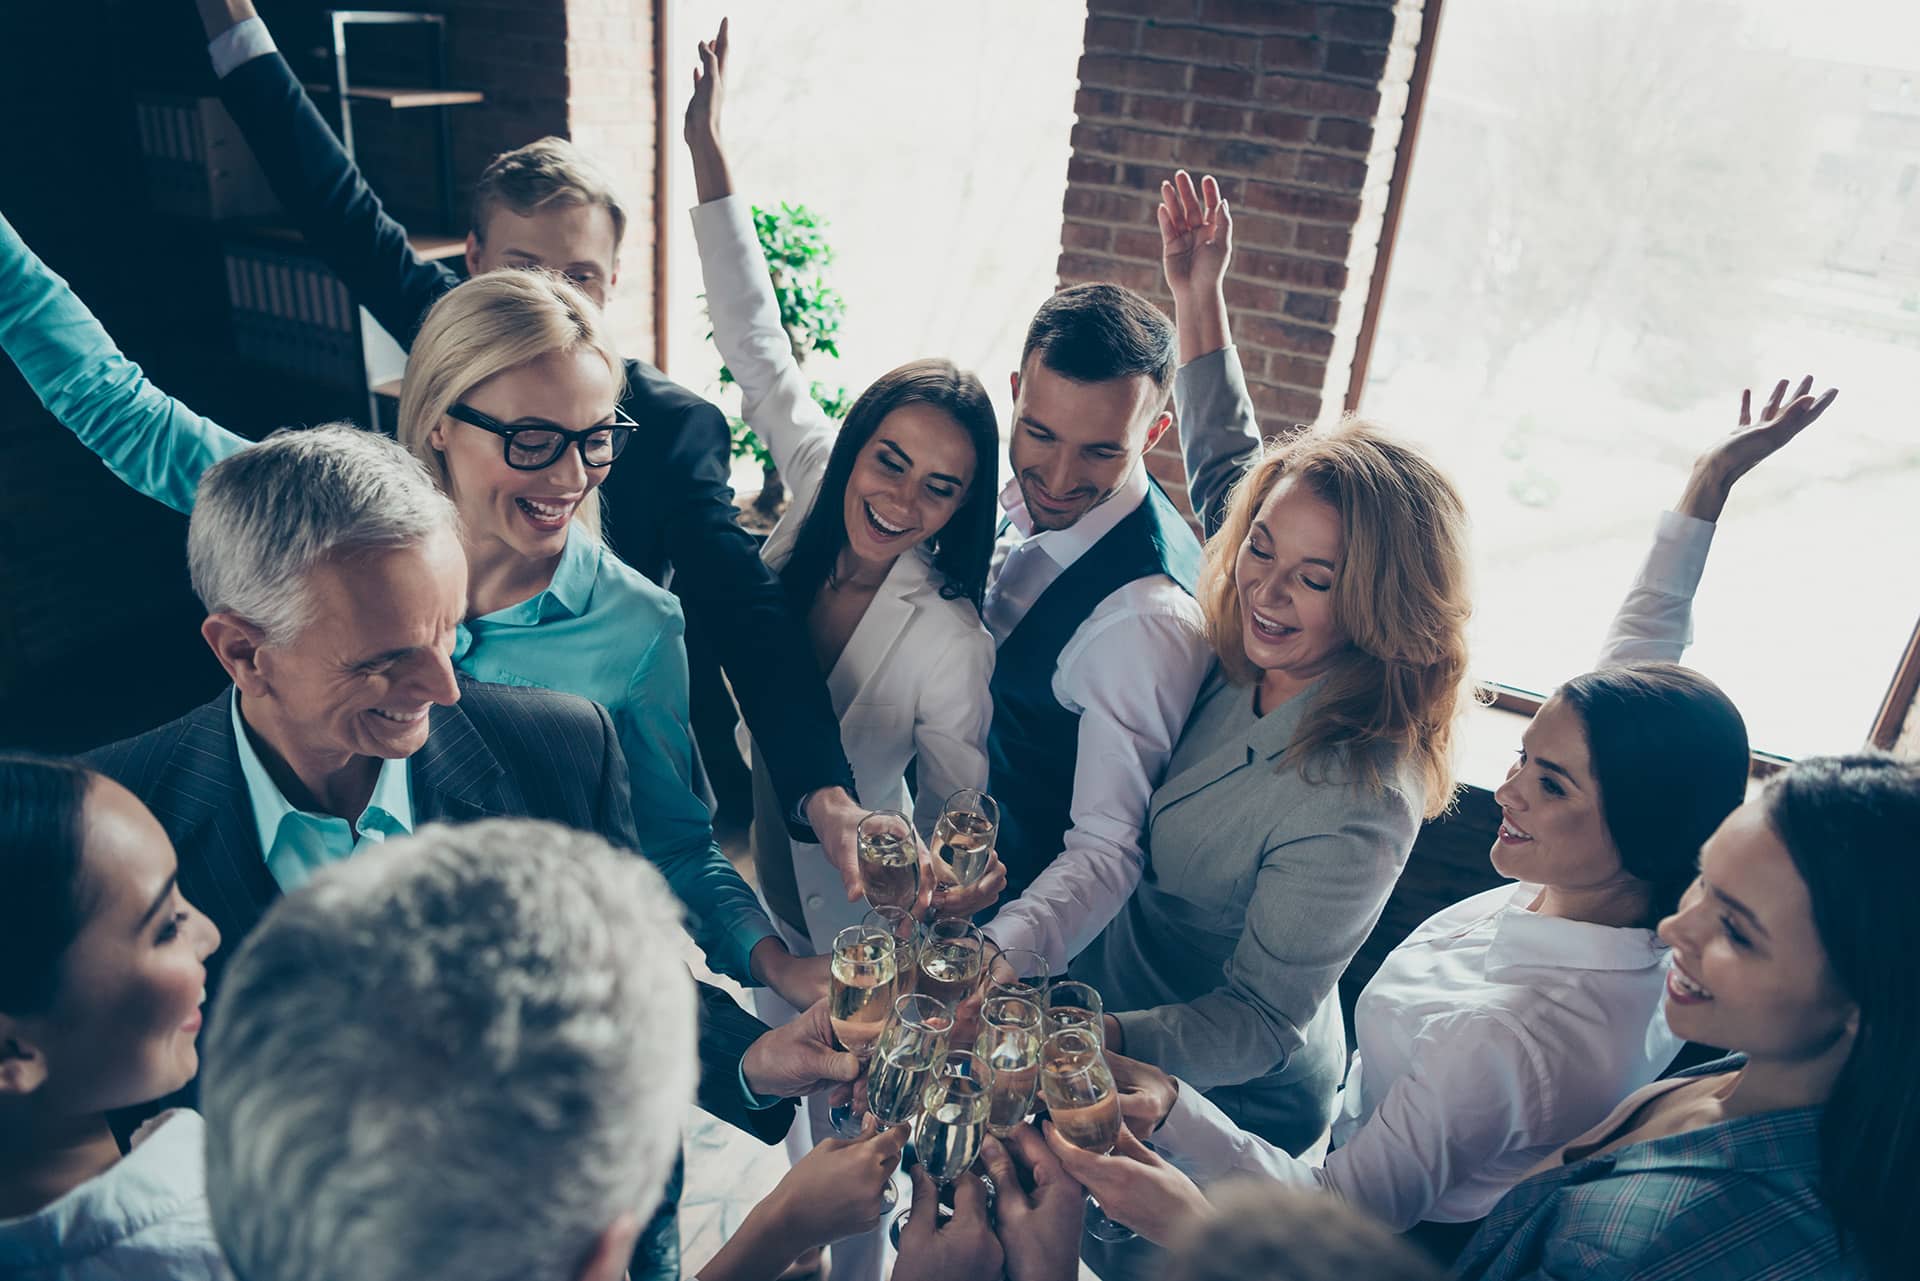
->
<box><xmin>1199</xmin><ymin>419</ymin><xmax>1472</xmax><ymax>817</ymax></box>
<box><xmin>397</xmin><ymin>270</ymin><xmax>624</xmax><ymax>540</ymax></box>
<box><xmin>471</xmin><ymin>136</ymin><xmax>628</xmax><ymax>250</ymax></box>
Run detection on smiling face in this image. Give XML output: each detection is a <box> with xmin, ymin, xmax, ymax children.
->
<box><xmin>21</xmin><ymin>778</ymin><xmax>220</xmax><ymax>1114</ymax></box>
<box><xmin>839</xmin><ymin>401</ymin><xmax>977</xmax><ymax>568</ymax></box>
<box><xmin>249</xmin><ymin>527</ymin><xmax>468</xmax><ymax>766</ymax></box>
<box><xmin>1489</xmin><ymin>694</ymin><xmax>1635</xmax><ymax>892</ymax></box>
<box><xmin>468</xmin><ymin>201</ymin><xmax>619</xmax><ymax>307</ymax></box>
<box><xmin>1658</xmin><ymin>799</ymin><xmax>1856</xmax><ymax>1060</ymax></box>
<box><xmin>428</xmin><ymin>346</ymin><xmax>621</xmax><ymax>565</ymax></box>
<box><xmin>1233</xmin><ymin>475</ymin><xmax>1350</xmax><ymax>680</ymax></box>
<box><xmin>1007</xmin><ymin>357</ymin><xmax>1166</xmax><ymax>531</ymax></box>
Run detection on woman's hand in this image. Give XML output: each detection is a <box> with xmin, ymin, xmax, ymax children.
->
<box><xmin>1043</xmin><ymin>1120</ymin><xmax>1213</xmax><ymax>1248</ymax></box>
<box><xmin>1677</xmin><ymin>375</ymin><xmax>1837</xmax><ymax>522</ymax></box>
<box><xmin>683</xmin><ymin>17</ymin><xmax>735</xmax><ymax>203</ymax></box>
<box><xmin>750</xmin><ymin>940</ymin><xmax>832</xmax><ymax>1012</ymax></box>
<box><xmin>928</xmin><ymin>847</ymin><xmax>1008</xmax><ymax>920</ymax></box>
<box><xmin>1158</xmin><ymin>169</ymin><xmax>1232</xmax><ymax>361</ymax></box>
<box><xmin>758</xmin><ymin>1118</ymin><xmax>909</xmax><ymax>1248</ymax></box>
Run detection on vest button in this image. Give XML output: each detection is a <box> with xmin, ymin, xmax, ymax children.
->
<box><xmin>805</xmin><ymin>894</ymin><xmax>825</xmax><ymax>911</ymax></box>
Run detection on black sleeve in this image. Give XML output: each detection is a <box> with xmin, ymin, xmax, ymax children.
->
<box><xmin>216</xmin><ymin>50</ymin><xmax>457</xmax><ymax>347</ymax></box>
<box><xmin>632</xmin><ymin>368</ymin><xmax>856</xmax><ymax>830</ymax></box>
<box><xmin>694</xmin><ymin>981</ymin><xmax>796</xmax><ymax>1143</ymax></box>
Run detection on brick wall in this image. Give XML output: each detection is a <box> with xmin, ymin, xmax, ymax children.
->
<box><xmin>1057</xmin><ymin>0</ymin><xmax>1427</xmax><ymax>522</ymax></box>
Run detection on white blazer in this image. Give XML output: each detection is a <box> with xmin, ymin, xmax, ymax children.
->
<box><xmin>692</xmin><ymin>195</ymin><xmax>995</xmax><ymax>945</ymax></box>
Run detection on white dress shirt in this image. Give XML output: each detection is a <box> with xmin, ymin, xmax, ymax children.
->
<box><xmin>1149</xmin><ymin>509</ymin><xmax>1715</xmax><ymax>1229</ymax></box>
<box><xmin>207</xmin><ymin>16</ymin><xmax>275</xmax><ymax>77</ymax></box>
<box><xmin>980</xmin><ymin>464</ymin><xmax>1212</xmax><ymax>972</ymax></box>
<box><xmin>0</xmin><ymin>1110</ymin><xmax>229</xmax><ymax>1281</ymax></box>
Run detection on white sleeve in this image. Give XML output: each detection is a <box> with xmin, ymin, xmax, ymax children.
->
<box><xmin>209</xmin><ymin>17</ymin><xmax>277</xmax><ymax>78</ymax></box>
<box><xmin>983</xmin><ymin>585</ymin><xmax>1213</xmax><ymax>972</ymax></box>
<box><xmin>1595</xmin><ymin>510</ymin><xmax>1716</xmax><ymax>669</ymax></box>
<box><xmin>1153</xmin><ymin>1076</ymin><xmax>1319</xmax><ymax>1189</ymax></box>
<box><xmin>688</xmin><ymin>194</ymin><xmax>835</xmax><ymax>510</ymax></box>
<box><xmin>910</xmin><ymin>623</ymin><xmax>995</xmax><ymax>838</ymax></box>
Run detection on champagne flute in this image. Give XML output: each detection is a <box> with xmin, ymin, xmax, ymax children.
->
<box><xmin>862</xmin><ymin>905</ymin><xmax>920</xmax><ymax>994</ymax></box>
<box><xmin>978</xmin><ymin>1018</ymin><xmax>1042</xmax><ymax>1138</ymax></box>
<box><xmin>985</xmin><ymin>946</ymin><xmax>1050</xmax><ymax>1003</ymax></box>
<box><xmin>1044</xmin><ymin>979</ymin><xmax>1105</xmax><ymax>1042</ymax></box>
<box><xmin>981</xmin><ymin>993</ymin><xmax>1042</xmax><ymax>1035</ymax></box>
<box><xmin>825</xmin><ymin>923</ymin><xmax>901</xmax><ymax>1139</ymax></box>
<box><xmin>917</xmin><ymin>918</ymin><xmax>988</xmax><ymax>1044</ymax></box>
<box><xmin>865</xmin><ymin>993</ymin><xmax>954</xmax><ymax>1210</ymax></box>
<box><xmin>930</xmin><ymin>788</ymin><xmax>998</xmax><ymax>901</ymax></box>
<box><xmin>893</xmin><ymin>1049</ymin><xmax>991</xmax><ymax>1244</ymax></box>
<box><xmin>1039</xmin><ymin>1026</ymin><xmax>1134</xmax><ymax>1243</ymax></box>
<box><xmin>858</xmin><ymin>809</ymin><xmax>918</xmax><ymax>913</ymax></box>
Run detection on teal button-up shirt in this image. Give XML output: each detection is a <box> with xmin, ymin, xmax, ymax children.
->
<box><xmin>231</xmin><ymin>689</ymin><xmax>413</xmax><ymax>892</ymax></box>
<box><xmin>0</xmin><ymin>211</ymin><xmax>775</xmax><ymax>980</ymax></box>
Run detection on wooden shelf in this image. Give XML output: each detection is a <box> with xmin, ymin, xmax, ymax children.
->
<box><xmin>409</xmin><ymin>233</ymin><xmax>465</xmax><ymax>261</ymax></box>
<box><xmin>218</xmin><ymin>222</ymin><xmax>464</xmax><ymax>263</ymax></box>
<box><xmin>304</xmin><ymin>83</ymin><xmax>485</xmax><ymax>109</ymax></box>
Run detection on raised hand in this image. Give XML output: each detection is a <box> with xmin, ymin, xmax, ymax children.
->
<box><xmin>1159</xmin><ymin>169</ymin><xmax>1232</xmax><ymax>301</ymax></box>
<box><xmin>1042</xmin><ymin>1120</ymin><xmax>1212</xmax><ymax>1248</ymax></box>
<box><xmin>1678</xmin><ymin>375</ymin><xmax>1838</xmax><ymax>522</ymax></box>
<box><xmin>684</xmin><ymin>17</ymin><xmax>734</xmax><ymax>202</ymax></box>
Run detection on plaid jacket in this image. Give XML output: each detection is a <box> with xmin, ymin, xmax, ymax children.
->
<box><xmin>1454</xmin><ymin>1057</ymin><xmax>1860</xmax><ymax>1280</ymax></box>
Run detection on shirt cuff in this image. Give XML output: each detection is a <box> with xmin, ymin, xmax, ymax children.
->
<box><xmin>1641</xmin><ymin>509</ymin><xmax>1716</xmax><ymax>597</ymax></box>
<box><xmin>738</xmin><ymin>1059</ymin><xmax>784</xmax><ymax>1111</ymax></box>
<box><xmin>208</xmin><ymin>17</ymin><xmax>277</xmax><ymax>79</ymax></box>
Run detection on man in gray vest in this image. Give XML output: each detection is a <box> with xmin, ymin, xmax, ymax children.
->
<box><xmin>982</xmin><ymin>284</ymin><xmax>1213</xmax><ymax>973</ymax></box>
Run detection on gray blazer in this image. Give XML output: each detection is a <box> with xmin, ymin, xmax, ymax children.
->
<box><xmin>1073</xmin><ymin>347</ymin><xmax>1421</xmax><ymax>1152</ymax></box>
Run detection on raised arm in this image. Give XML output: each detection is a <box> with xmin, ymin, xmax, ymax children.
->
<box><xmin>683</xmin><ymin>22</ymin><xmax>836</xmax><ymax>508</ymax></box>
<box><xmin>196</xmin><ymin>0</ymin><xmax>457</xmax><ymax>346</ymax></box>
<box><xmin>0</xmin><ymin>210</ymin><xmax>248</xmax><ymax>513</ymax></box>
<box><xmin>1161</xmin><ymin>170</ymin><xmax>1256</xmax><ymax>535</ymax></box>
<box><xmin>1598</xmin><ymin>376</ymin><xmax>1836</xmax><ymax>668</ymax></box>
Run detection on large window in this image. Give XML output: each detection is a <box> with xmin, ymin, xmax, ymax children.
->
<box><xmin>664</xmin><ymin>0</ymin><xmax>1089</xmax><ymax>494</ymax></box>
<box><xmin>1362</xmin><ymin>0</ymin><xmax>1920</xmax><ymax>757</ymax></box>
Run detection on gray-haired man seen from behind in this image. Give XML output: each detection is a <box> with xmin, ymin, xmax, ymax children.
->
<box><xmin>202</xmin><ymin>819</ymin><xmax>698</xmax><ymax>1281</ymax></box>
<box><xmin>87</xmin><ymin>425</ymin><xmax>850</xmax><ymax>1279</ymax></box>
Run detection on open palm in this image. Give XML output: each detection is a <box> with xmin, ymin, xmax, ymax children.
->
<box><xmin>1159</xmin><ymin>169</ymin><xmax>1232</xmax><ymax>297</ymax></box>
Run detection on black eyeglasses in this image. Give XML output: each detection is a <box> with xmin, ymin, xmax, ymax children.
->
<box><xmin>446</xmin><ymin>402</ymin><xmax>636</xmax><ymax>471</ymax></box>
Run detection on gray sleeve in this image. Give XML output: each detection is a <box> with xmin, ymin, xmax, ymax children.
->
<box><xmin>1175</xmin><ymin>346</ymin><xmax>1262</xmax><ymax>538</ymax></box>
<box><xmin>1114</xmin><ymin>782</ymin><xmax>1418</xmax><ymax>1090</ymax></box>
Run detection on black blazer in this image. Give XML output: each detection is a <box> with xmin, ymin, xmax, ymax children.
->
<box><xmin>214</xmin><ymin>49</ymin><xmax>854</xmax><ymax>829</ymax></box>
<box><xmin>85</xmin><ymin>681</ymin><xmax>795</xmax><ymax>1146</ymax></box>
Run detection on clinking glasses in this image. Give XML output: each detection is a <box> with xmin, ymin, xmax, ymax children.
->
<box><xmin>446</xmin><ymin>402</ymin><xmax>636</xmax><ymax>470</ymax></box>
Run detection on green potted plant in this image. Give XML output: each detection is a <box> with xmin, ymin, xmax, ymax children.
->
<box><xmin>709</xmin><ymin>201</ymin><xmax>851</xmax><ymax>531</ymax></box>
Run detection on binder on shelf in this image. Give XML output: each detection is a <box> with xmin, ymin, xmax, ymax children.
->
<box><xmin>133</xmin><ymin>94</ymin><xmax>281</xmax><ymax>222</ymax></box>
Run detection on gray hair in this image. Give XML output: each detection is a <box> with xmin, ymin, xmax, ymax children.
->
<box><xmin>186</xmin><ymin>424</ymin><xmax>458</xmax><ymax>645</ymax></box>
<box><xmin>201</xmin><ymin>820</ymin><xmax>699</xmax><ymax>1281</ymax></box>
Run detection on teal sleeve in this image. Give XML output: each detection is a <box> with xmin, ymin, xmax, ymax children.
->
<box><xmin>616</xmin><ymin>626</ymin><xmax>779</xmax><ymax>984</ymax></box>
<box><xmin>0</xmin><ymin>212</ymin><xmax>251</xmax><ymax>514</ymax></box>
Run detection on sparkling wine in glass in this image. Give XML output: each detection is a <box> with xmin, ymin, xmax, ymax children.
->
<box><xmin>862</xmin><ymin>906</ymin><xmax>919</xmax><ymax>995</ymax></box>
<box><xmin>931</xmin><ymin>788</ymin><xmax>998</xmax><ymax>895</ymax></box>
<box><xmin>978</xmin><ymin>1019</ymin><xmax>1042</xmax><ymax>1138</ymax></box>
<box><xmin>1044</xmin><ymin>979</ymin><xmax>1105</xmax><ymax>1042</ymax></box>
<box><xmin>866</xmin><ymin>994</ymin><xmax>955</xmax><ymax>1127</ymax></box>
<box><xmin>1040</xmin><ymin>1025</ymin><xmax>1134</xmax><ymax>1242</ymax></box>
<box><xmin>858</xmin><ymin>809</ymin><xmax>919</xmax><ymax>912</ymax></box>
<box><xmin>912</xmin><ymin>1050</ymin><xmax>991</xmax><ymax>1185</ymax></box>
<box><xmin>918</xmin><ymin>918</ymin><xmax>988</xmax><ymax>1042</ymax></box>
<box><xmin>985</xmin><ymin>947</ymin><xmax>1051</xmax><ymax>1003</ymax></box>
<box><xmin>827</xmin><ymin>925</ymin><xmax>899</xmax><ymax>1060</ymax></box>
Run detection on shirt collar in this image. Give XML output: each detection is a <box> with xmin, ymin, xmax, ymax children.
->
<box><xmin>230</xmin><ymin>688</ymin><xmax>414</xmax><ymax>861</ymax></box>
<box><xmin>1483</xmin><ymin>881</ymin><xmax>1667</xmax><ymax>978</ymax></box>
<box><xmin>998</xmin><ymin>463</ymin><xmax>1150</xmax><ymax>572</ymax></box>
<box><xmin>470</xmin><ymin>525</ymin><xmax>602</xmax><ymax>630</ymax></box>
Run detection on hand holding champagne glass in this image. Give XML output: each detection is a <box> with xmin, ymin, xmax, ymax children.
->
<box><xmin>978</xmin><ymin>1011</ymin><xmax>1043</xmax><ymax>1139</ymax></box>
<box><xmin>1044</xmin><ymin>980</ymin><xmax>1104</xmax><ymax>1041</ymax></box>
<box><xmin>918</xmin><ymin>918</ymin><xmax>989</xmax><ymax>1043</ymax></box>
<box><xmin>827</xmin><ymin>924</ymin><xmax>899</xmax><ymax>1060</ymax></box>
<box><xmin>931</xmin><ymin>788</ymin><xmax>997</xmax><ymax>893</ymax></box>
<box><xmin>1040</xmin><ymin>1025</ymin><xmax>1135</xmax><ymax>1243</ymax></box>
<box><xmin>858</xmin><ymin>809</ymin><xmax>919</xmax><ymax>913</ymax></box>
<box><xmin>912</xmin><ymin>1049</ymin><xmax>992</xmax><ymax>1186</ymax></box>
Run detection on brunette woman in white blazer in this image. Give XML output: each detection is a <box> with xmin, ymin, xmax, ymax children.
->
<box><xmin>684</xmin><ymin>34</ymin><xmax>1004</xmax><ymax>1276</ymax></box>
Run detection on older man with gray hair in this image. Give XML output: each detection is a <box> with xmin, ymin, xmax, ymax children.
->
<box><xmin>87</xmin><ymin>425</ymin><xmax>852</xmax><ymax>1279</ymax></box>
<box><xmin>203</xmin><ymin>818</ymin><xmax>700</xmax><ymax>1281</ymax></box>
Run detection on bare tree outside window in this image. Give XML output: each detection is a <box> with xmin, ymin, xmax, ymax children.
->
<box><xmin>1364</xmin><ymin>0</ymin><xmax>1920</xmax><ymax>756</ymax></box>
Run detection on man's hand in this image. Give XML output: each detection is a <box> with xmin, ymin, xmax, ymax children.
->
<box><xmin>742</xmin><ymin>997</ymin><xmax>860</xmax><ymax>1099</ymax></box>
<box><xmin>748</xmin><ymin>939</ymin><xmax>832</xmax><ymax>1012</ymax></box>
<box><xmin>1106</xmin><ymin>1048</ymin><xmax>1179</xmax><ymax>1138</ymax></box>
<box><xmin>683</xmin><ymin>17</ymin><xmax>734</xmax><ymax>203</ymax></box>
<box><xmin>890</xmin><ymin>1167</ymin><xmax>1004</xmax><ymax>1281</ymax></box>
<box><xmin>979</xmin><ymin>1128</ymin><xmax>1086</xmax><ymax>1281</ymax></box>
<box><xmin>928</xmin><ymin>846</ymin><xmax>1007</xmax><ymax>919</ymax></box>
<box><xmin>1043</xmin><ymin>1121</ymin><xmax>1210</xmax><ymax>1248</ymax></box>
<box><xmin>759</xmin><ymin>1119</ymin><xmax>909</xmax><ymax>1248</ymax></box>
<box><xmin>194</xmin><ymin>0</ymin><xmax>259</xmax><ymax>40</ymax></box>
<box><xmin>1677</xmin><ymin>375</ymin><xmax>1838</xmax><ymax>522</ymax></box>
